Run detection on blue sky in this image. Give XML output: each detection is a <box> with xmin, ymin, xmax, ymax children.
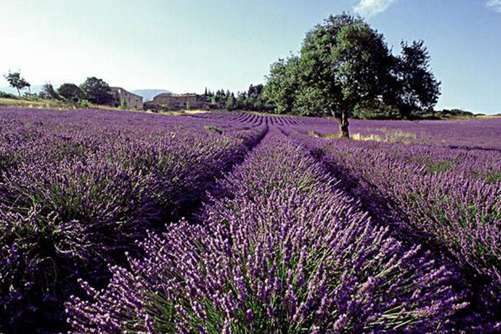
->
<box><xmin>1</xmin><ymin>0</ymin><xmax>500</xmax><ymax>114</ymax></box>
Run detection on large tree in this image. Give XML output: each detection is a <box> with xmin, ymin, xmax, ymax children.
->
<box><xmin>58</xmin><ymin>83</ymin><xmax>85</xmax><ymax>102</ymax></box>
<box><xmin>80</xmin><ymin>77</ymin><xmax>113</xmax><ymax>105</ymax></box>
<box><xmin>264</xmin><ymin>14</ymin><xmax>440</xmax><ymax>137</ymax></box>
<box><xmin>4</xmin><ymin>71</ymin><xmax>31</xmax><ymax>96</ymax></box>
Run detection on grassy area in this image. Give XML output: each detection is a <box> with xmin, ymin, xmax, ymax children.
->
<box><xmin>0</xmin><ymin>97</ymin><xmax>213</xmax><ymax>116</ymax></box>
<box><xmin>309</xmin><ymin>128</ymin><xmax>419</xmax><ymax>144</ymax></box>
<box><xmin>154</xmin><ymin>109</ymin><xmax>210</xmax><ymax>116</ymax></box>
<box><xmin>0</xmin><ymin>97</ymin><xmax>75</xmax><ymax>109</ymax></box>
<box><xmin>476</xmin><ymin>114</ymin><xmax>501</xmax><ymax>120</ymax></box>
<box><xmin>0</xmin><ymin>97</ymin><xmax>144</xmax><ymax>113</ymax></box>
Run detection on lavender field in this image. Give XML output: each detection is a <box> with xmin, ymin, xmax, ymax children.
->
<box><xmin>0</xmin><ymin>107</ymin><xmax>500</xmax><ymax>333</ymax></box>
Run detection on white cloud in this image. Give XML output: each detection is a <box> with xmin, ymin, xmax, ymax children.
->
<box><xmin>486</xmin><ymin>0</ymin><xmax>501</xmax><ymax>13</ymax></box>
<box><xmin>353</xmin><ymin>0</ymin><xmax>399</xmax><ymax>17</ymax></box>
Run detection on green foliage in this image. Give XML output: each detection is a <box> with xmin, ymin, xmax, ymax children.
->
<box><xmin>80</xmin><ymin>77</ymin><xmax>113</xmax><ymax>105</ymax></box>
<box><xmin>330</xmin><ymin>22</ymin><xmax>394</xmax><ymax>111</ymax></box>
<box><xmin>0</xmin><ymin>91</ymin><xmax>18</xmax><ymax>99</ymax></box>
<box><xmin>263</xmin><ymin>57</ymin><xmax>301</xmax><ymax>114</ymax></box>
<box><xmin>427</xmin><ymin>160</ymin><xmax>454</xmax><ymax>174</ymax></box>
<box><xmin>396</xmin><ymin>41</ymin><xmax>441</xmax><ymax>117</ymax></box>
<box><xmin>39</xmin><ymin>83</ymin><xmax>60</xmax><ymax>100</ymax></box>
<box><xmin>438</xmin><ymin>109</ymin><xmax>475</xmax><ymax>117</ymax></box>
<box><xmin>484</xmin><ymin>172</ymin><xmax>501</xmax><ymax>184</ymax></box>
<box><xmin>204</xmin><ymin>85</ymin><xmax>272</xmax><ymax>111</ymax></box>
<box><xmin>263</xmin><ymin>14</ymin><xmax>397</xmax><ymax>136</ymax></box>
<box><xmin>204</xmin><ymin>125</ymin><xmax>223</xmax><ymax>135</ymax></box>
<box><xmin>4</xmin><ymin>71</ymin><xmax>31</xmax><ymax>96</ymax></box>
<box><xmin>58</xmin><ymin>83</ymin><xmax>85</xmax><ymax>103</ymax></box>
<box><xmin>78</xmin><ymin>99</ymin><xmax>91</xmax><ymax>108</ymax></box>
<box><xmin>352</xmin><ymin>101</ymin><xmax>401</xmax><ymax>119</ymax></box>
<box><xmin>293</xmin><ymin>86</ymin><xmax>328</xmax><ymax>116</ymax></box>
<box><xmin>118</xmin><ymin>98</ymin><xmax>129</xmax><ymax>109</ymax></box>
<box><xmin>225</xmin><ymin>93</ymin><xmax>236</xmax><ymax>111</ymax></box>
<box><xmin>263</xmin><ymin>14</ymin><xmax>441</xmax><ymax>135</ymax></box>
<box><xmin>21</xmin><ymin>92</ymin><xmax>40</xmax><ymax>100</ymax></box>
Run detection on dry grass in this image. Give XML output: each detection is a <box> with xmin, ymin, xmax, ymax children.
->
<box><xmin>351</xmin><ymin>133</ymin><xmax>385</xmax><ymax>142</ymax></box>
<box><xmin>308</xmin><ymin>130</ymin><xmax>341</xmax><ymax>139</ymax></box>
<box><xmin>0</xmin><ymin>98</ymin><xmax>211</xmax><ymax>117</ymax></box>
<box><xmin>0</xmin><ymin>97</ymin><xmax>123</xmax><ymax>112</ymax></box>
<box><xmin>476</xmin><ymin>114</ymin><xmax>501</xmax><ymax>120</ymax></box>
<box><xmin>351</xmin><ymin>130</ymin><xmax>417</xmax><ymax>143</ymax></box>
<box><xmin>153</xmin><ymin>109</ymin><xmax>210</xmax><ymax>116</ymax></box>
<box><xmin>0</xmin><ymin>97</ymin><xmax>72</xmax><ymax>109</ymax></box>
<box><xmin>309</xmin><ymin>128</ymin><xmax>418</xmax><ymax>144</ymax></box>
<box><xmin>377</xmin><ymin>128</ymin><xmax>418</xmax><ymax>143</ymax></box>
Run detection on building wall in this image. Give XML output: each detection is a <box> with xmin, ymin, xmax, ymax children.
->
<box><xmin>151</xmin><ymin>94</ymin><xmax>208</xmax><ymax>110</ymax></box>
<box><xmin>111</xmin><ymin>88</ymin><xmax>144</xmax><ymax>109</ymax></box>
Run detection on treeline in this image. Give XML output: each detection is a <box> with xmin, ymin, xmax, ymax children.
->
<box><xmin>439</xmin><ymin>109</ymin><xmax>478</xmax><ymax>117</ymax></box>
<box><xmin>203</xmin><ymin>84</ymin><xmax>273</xmax><ymax>111</ymax></box>
<box><xmin>2</xmin><ymin>72</ymin><xmax>116</xmax><ymax>107</ymax></box>
<box><xmin>40</xmin><ymin>78</ymin><xmax>114</xmax><ymax>106</ymax></box>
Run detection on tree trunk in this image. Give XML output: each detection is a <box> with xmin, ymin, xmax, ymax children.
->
<box><xmin>338</xmin><ymin>111</ymin><xmax>350</xmax><ymax>138</ymax></box>
<box><xmin>16</xmin><ymin>88</ymin><xmax>20</xmax><ymax>96</ymax></box>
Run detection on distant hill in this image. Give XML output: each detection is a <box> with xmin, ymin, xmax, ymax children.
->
<box><xmin>132</xmin><ymin>89</ymin><xmax>171</xmax><ymax>102</ymax></box>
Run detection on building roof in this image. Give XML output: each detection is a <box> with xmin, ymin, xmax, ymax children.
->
<box><xmin>110</xmin><ymin>87</ymin><xmax>143</xmax><ymax>99</ymax></box>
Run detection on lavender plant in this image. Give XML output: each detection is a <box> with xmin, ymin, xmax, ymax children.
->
<box><xmin>283</xmin><ymin>125</ymin><xmax>500</xmax><ymax>329</ymax></box>
<box><xmin>1</xmin><ymin>108</ymin><xmax>498</xmax><ymax>332</ymax></box>
<box><xmin>0</xmin><ymin>107</ymin><xmax>265</xmax><ymax>332</ymax></box>
<box><xmin>67</xmin><ymin>131</ymin><xmax>466</xmax><ymax>333</ymax></box>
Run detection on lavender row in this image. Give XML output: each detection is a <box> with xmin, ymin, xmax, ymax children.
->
<box><xmin>67</xmin><ymin>130</ymin><xmax>467</xmax><ymax>333</ymax></box>
<box><xmin>0</xmin><ymin>107</ymin><xmax>266</xmax><ymax>333</ymax></box>
<box><xmin>284</xmin><ymin>128</ymin><xmax>500</xmax><ymax>321</ymax></box>
<box><xmin>286</xmin><ymin>116</ymin><xmax>501</xmax><ymax>150</ymax></box>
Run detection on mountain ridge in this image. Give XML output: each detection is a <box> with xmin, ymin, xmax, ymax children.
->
<box><xmin>132</xmin><ymin>89</ymin><xmax>171</xmax><ymax>101</ymax></box>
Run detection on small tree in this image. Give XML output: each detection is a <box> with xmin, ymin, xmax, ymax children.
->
<box><xmin>396</xmin><ymin>41</ymin><xmax>441</xmax><ymax>117</ymax></box>
<box><xmin>263</xmin><ymin>56</ymin><xmax>301</xmax><ymax>114</ymax></box>
<box><xmin>80</xmin><ymin>77</ymin><xmax>113</xmax><ymax>105</ymax></box>
<box><xmin>4</xmin><ymin>71</ymin><xmax>30</xmax><ymax>96</ymax></box>
<box><xmin>39</xmin><ymin>83</ymin><xmax>60</xmax><ymax>100</ymax></box>
<box><xmin>57</xmin><ymin>83</ymin><xmax>84</xmax><ymax>102</ymax></box>
<box><xmin>225</xmin><ymin>93</ymin><xmax>236</xmax><ymax>111</ymax></box>
<box><xmin>247</xmin><ymin>84</ymin><xmax>264</xmax><ymax>99</ymax></box>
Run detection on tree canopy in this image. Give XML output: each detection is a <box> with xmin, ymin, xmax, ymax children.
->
<box><xmin>396</xmin><ymin>41</ymin><xmax>441</xmax><ymax>117</ymax></box>
<box><xmin>263</xmin><ymin>14</ymin><xmax>441</xmax><ymax>137</ymax></box>
<box><xmin>80</xmin><ymin>77</ymin><xmax>113</xmax><ymax>105</ymax></box>
<box><xmin>263</xmin><ymin>56</ymin><xmax>301</xmax><ymax>114</ymax></box>
<box><xmin>4</xmin><ymin>71</ymin><xmax>31</xmax><ymax>96</ymax></box>
<box><xmin>39</xmin><ymin>83</ymin><xmax>60</xmax><ymax>100</ymax></box>
<box><xmin>58</xmin><ymin>83</ymin><xmax>85</xmax><ymax>102</ymax></box>
<box><xmin>204</xmin><ymin>85</ymin><xmax>272</xmax><ymax>111</ymax></box>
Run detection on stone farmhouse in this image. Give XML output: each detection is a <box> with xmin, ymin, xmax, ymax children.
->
<box><xmin>150</xmin><ymin>93</ymin><xmax>209</xmax><ymax>110</ymax></box>
<box><xmin>110</xmin><ymin>87</ymin><xmax>143</xmax><ymax>109</ymax></box>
